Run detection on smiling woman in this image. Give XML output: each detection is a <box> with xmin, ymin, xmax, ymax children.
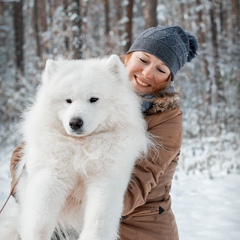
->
<box><xmin>124</xmin><ymin>51</ymin><xmax>171</xmax><ymax>94</ymax></box>
<box><xmin>118</xmin><ymin>25</ymin><xmax>198</xmax><ymax>240</ymax></box>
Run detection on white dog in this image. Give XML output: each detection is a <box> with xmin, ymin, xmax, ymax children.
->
<box><xmin>0</xmin><ymin>55</ymin><xmax>150</xmax><ymax>240</ymax></box>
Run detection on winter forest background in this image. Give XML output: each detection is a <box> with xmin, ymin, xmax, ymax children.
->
<box><xmin>0</xmin><ymin>0</ymin><xmax>240</xmax><ymax>239</ymax></box>
<box><xmin>1</xmin><ymin>0</ymin><xmax>240</xmax><ymax>176</ymax></box>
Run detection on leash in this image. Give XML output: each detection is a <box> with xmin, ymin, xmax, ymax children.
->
<box><xmin>0</xmin><ymin>165</ymin><xmax>25</xmax><ymax>214</ymax></box>
<box><xmin>0</xmin><ymin>180</ymin><xmax>18</xmax><ymax>214</ymax></box>
<box><xmin>0</xmin><ymin>181</ymin><xmax>18</xmax><ymax>214</ymax></box>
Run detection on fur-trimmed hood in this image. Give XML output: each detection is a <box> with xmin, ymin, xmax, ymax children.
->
<box><xmin>145</xmin><ymin>93</ymin><xmax>180</xmax><ymax>115</ymax></box>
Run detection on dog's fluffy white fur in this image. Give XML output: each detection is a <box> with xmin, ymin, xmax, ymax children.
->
<box><xmin>0</xmin><ymin>55</ymin><xmax>150</xmax><ymax>240</ymax></box>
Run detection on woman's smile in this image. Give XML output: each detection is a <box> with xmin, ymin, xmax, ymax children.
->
<box><xmin>135</xmin><ymin>75</ymin><xmax>149</xmax><ymax>87</ymax></box>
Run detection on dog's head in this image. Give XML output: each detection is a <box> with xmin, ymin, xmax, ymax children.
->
<box><xmin>39</xmin><ymin>55</ymin><xmax>136</xmax><ymax>137</ymax></box>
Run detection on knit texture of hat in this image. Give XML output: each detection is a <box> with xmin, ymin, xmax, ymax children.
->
<box><xmin>127</xmin><ymin>25</ymin><xmax>198</xmax><ymax>80</ymax></box>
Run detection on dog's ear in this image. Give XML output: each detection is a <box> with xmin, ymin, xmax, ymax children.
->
<box><xmin>107</xmin><ymin>54</ymin><xmax>128</xmax><ymax>83</ymax></box>
<box><xmin>42</xmin><ymin>59</ymin><xmax>58</xmax><ymax>84</ymax></box>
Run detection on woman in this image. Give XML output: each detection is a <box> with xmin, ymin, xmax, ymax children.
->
<box><xmin>10</xmin><ymin>25</ymin><xmax>198</xmax><ymax>239</ymax></box>
<box><xmin>118</xmin><ymin>25</ymin><xmax>198</xmax><ymax>240</ymax></box>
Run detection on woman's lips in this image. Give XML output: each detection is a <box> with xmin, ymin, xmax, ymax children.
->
<box><xmin>135</xmin><ymin>76</ymin><xmax>149</xmax><ymax>87</ymax></box>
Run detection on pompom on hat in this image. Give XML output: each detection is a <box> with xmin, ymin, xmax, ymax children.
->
<box><xmin>127</xmin><ymin>25</ymin><xmax>199</xmax><ymax>80</ymax></box>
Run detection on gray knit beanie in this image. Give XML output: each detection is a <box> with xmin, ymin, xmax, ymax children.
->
<box><xmin>127</xmin><ymin>25</ymin><xmax>198</xmax><ymax>80</ymax></box>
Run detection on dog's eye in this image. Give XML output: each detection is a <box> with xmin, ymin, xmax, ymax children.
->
<box><xmin>89</xmin><ymin>97</ymin><xmax>99</xmax><ymax>103</ymax></box>
<box><xmin>66</xmin><ymin>99</ymin><xmax>72</xmax><ymax>104</ymax></box>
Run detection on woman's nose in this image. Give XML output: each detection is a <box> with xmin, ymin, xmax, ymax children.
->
<box><xmin>142</xmin><ymin>66</ymin><xmax>153</xmax><ymax>79</ymax></box>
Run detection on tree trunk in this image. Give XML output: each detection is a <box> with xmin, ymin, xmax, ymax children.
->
<box><xmin>13</xmin><ymin>0</ymin><xmax>24</xmax><ymax>74</ymax></box>
<box><xmin>103</xmin><ymin>0</ymin><xmax>110</xmax><ymax>35</ymax></box>
<box><xmin>33</xmin><ymin>0</ymin><xmax>41</xmax><ymax>58</ymax></box>
<box><xmin>113</xmin><ymin>0</ymin><xmax>122</xmax><ymax>37</ymax></box>
<box><xmin>209</xmin><ymin>0</ymin><xmax>219</xmax><ymax>122</ymax></box>
<box><xmin>79</xmin><ymin>0</ymin><xmax>89</xmax><ymax>57</ymax></box>
<box><xmin>219</xmin><ymin>0</ymin><xmax>227</xmax><ymax>35</ymax></box>
<box><xmin>209</xmin><ymin>0</ymin><xmax>223</xmax><ymax>103</ymax></box>
<box><xmin>123</xmin><ymin>0</ymin><xmax>134</xmax><ymax>52</ymax></box>
<box><xmin>63</xmin><ymin>0</ymin><xmax>82</xmax><ymax>59</ymax></box>
<box><xmin>231</xmin><ymin>0</ymin><xmax>240</xmax><ymax>44</ymax></box>
<box><xmin>196</xmin><ymin>0</ymin><xmax>209</xmax><ymax>81</ymax></box>
<box><xmin>112</xmin><ymin>0</ymin><xmax>123</xmax><ymax>54</ymax></box>
<box><xmin>143</xmin><ymin>0</ymin><xmax>157</xmax><ymax>28</ymax></box>
<box><xmin>32</xmin><ymin>0</ymin><xmax>49</xmax><ymax>60</ymax></box>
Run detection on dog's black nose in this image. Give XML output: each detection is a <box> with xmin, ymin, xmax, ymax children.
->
<box><xmin>69</xmin><ymin>118</ymin><xmax>83</xmax><ymax>130</ymax></box>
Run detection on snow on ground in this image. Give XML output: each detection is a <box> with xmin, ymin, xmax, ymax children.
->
<box><xmin>1</xmin><ymin>164</ymin><xmax>240</xmax><ymax>239</ymax></box>
<box><xmin>172</xmin><ymin>173</ymin><xmax>240</xmax><ymax>240</ymax></box>
<box><xmin>0</xmin><ymin>146</ymin><xmax>240</xmax><ymax>240</ymax></box>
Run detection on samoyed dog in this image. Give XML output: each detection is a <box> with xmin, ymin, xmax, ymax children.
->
<box><xmin>0</xmin><ymin>55</ymin><xmax>150</xmax><ymax>240</ymax></box>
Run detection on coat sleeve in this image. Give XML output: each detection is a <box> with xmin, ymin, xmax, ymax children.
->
<box><xmin>10</xmin><ymin>143</ymin><xmax>24</xmax><ymax>191</ymax></box>
<box><xmin>122</xmin><ymin>110</ymin><xmax>182</xmax><ymax>216</ymax></box>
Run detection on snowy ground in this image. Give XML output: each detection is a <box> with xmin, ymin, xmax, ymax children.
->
<box><xmin>172</xmin><ymin>173</ymin><xmax>240</xmax><ymax>240</ymax></box>
<box><xmin>1</xmin><ymin>163</ymin><xmax>240</xmax><ymax>239</ymax></box>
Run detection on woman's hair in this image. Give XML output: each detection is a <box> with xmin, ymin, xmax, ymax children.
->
<box><xmin>119</xmin><ymin>53</ymin><xmax>172</xmax><ymax>94</ymax></box>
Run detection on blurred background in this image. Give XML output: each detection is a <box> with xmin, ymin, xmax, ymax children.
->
<box><xmin>1</xmin><ymin>0</ymin><xmax>239</xmax><ymax>176</ymax></box>
<box><xmin>0</xmin><ymin>1</ymin><xmax>240</xmax><ymax>239</ymax></box>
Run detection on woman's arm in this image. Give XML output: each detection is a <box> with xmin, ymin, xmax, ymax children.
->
<box><xmin>122</xmin><ymin>110</ymin><xmax>182</xmax><ymax>215</ymax></box>
<box><xmin>10</xmin><ymin>143</ymin><xmax>24</xmax><ymax>191</ymax></box>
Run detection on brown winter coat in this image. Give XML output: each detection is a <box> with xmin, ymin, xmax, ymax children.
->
<box><xmin>120</xmin><ymin>94</ymin><xmax>182</xmax><ymax>240</ymax></box>
<box><xmin>10</xmin><ymin>94</ymin><xmax>182</xmax><ymax>240</ymax></box>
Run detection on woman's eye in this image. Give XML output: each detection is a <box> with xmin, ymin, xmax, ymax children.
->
<box><xmin>157</xmin><ymin>68</ymin><xmax>166</xmax><ymax>74</ymax></box>
<box><xmin>139</xmin><ymin>58</ymin><xmax>148</xmax><ymax>64</ymax></box>
<box><xmin>66</xmin><ymin>99</ymin><xmax>72</xmax><ymax>104</ymax></box>
<box><xmin>89</xmin><ymin>97</ymin><xmax>99</xmax><ymax>103</ymax></box>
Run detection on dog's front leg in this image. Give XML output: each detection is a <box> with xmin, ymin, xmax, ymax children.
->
<box><xmin>79</xmin><ymin>178</ymin><xmax>127</xmax><ymax>240</ymax></box>
<box><xmin>19</xmin><ymin>169</ymin><xmax>68</xmax><ymax>240</ymax></box>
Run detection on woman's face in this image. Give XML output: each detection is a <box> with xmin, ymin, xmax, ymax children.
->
<box><xmin>125</xmin><ymin>51</ymin><xmax>171</xmax><ymax>94</ymax></box>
